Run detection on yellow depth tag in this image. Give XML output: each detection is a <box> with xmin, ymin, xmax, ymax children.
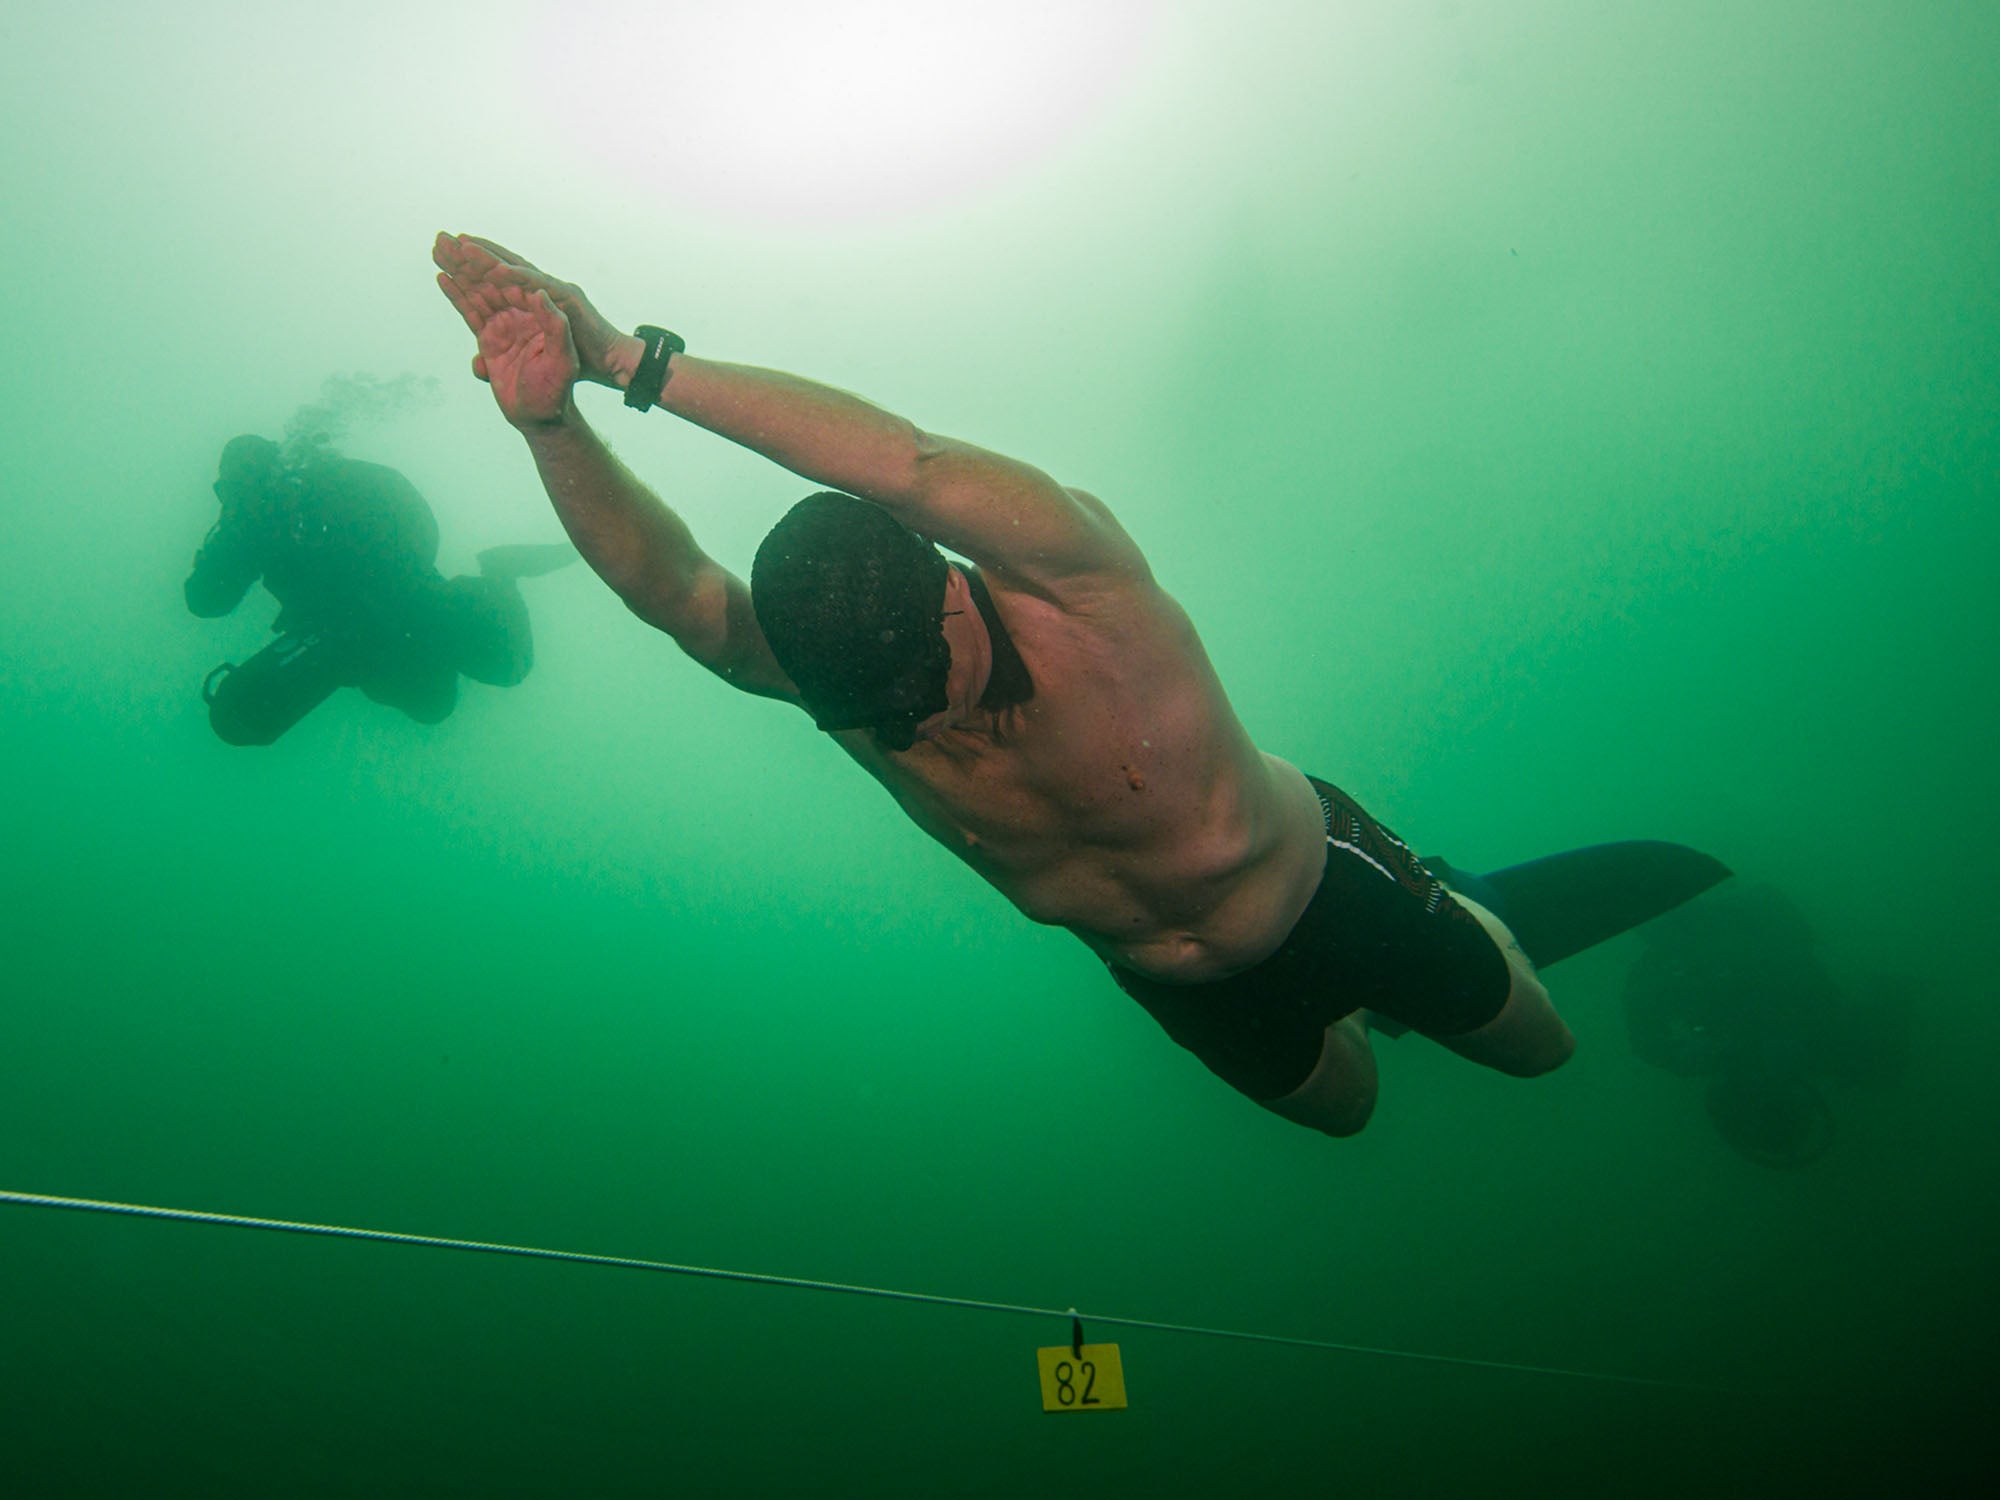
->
<box><xmin>1035</xmin><ymin>1344</ymin><xmax>1128</xmax><ymax>1412</ymax></box>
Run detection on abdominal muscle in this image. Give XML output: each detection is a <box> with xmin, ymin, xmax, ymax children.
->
<box><xmin>879</xmin><ymin>737</ymin><xmax>1330</xmax><ymax>985</ymax></box>
<box><xmin>1062</xmin><ymin>755</ymin><xmax>1329</xmax><ymax>983</ymax></box>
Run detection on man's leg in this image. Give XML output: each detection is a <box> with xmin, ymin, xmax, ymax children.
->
<box><xmin>1264</xmin><ymin>1014</ymin><xmax>1379</xmax><ymax>1137</ymax></box>
<box><xmin>1429</xmin><ymin>896</ymin><xmax>1576</xmax><ymax>1077</ymax></box>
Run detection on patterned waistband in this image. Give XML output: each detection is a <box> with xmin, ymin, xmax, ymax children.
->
<box><xmin>1311</xmin><ymin>779</ymin><xmax>1448</xmax><ymax>916</ymax></box>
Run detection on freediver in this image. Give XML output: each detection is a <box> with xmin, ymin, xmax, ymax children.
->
<box><xmin>433</xmin><ymin>231</ymin><xmax>1732</xmax><ymax>1137</ymax></box>
<box><xmin>186</xmin><ymin>433</ymin><xmax>574</xmax><ymax>745</ymax></box>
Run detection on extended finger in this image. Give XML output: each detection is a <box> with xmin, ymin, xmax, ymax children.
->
<box><xmin>439</xmin><ymin>233</ymin><xmax>534</xmax><ymax>303</ymax></box>
<box><xmin>496</xmin><ymin>282</ymin><xmax>564</xmax><ymax>335</ymax></box>
<box><xmin>466</xmin><ymin>235</ymin><xmax>540</xmax><ymax>275</ymax></box>
<box><xmin>436</xmin><ymin>270</ymin><xmax>487</xmax><ymax>332</ymax></box>
<box><xmin>432</xmin><ymin>232</ymin><xmax>493</xmax><ymax>281</ymax></box>
<box><xmin>496</xmin><ymin>282</ymin><xmax>549</xmax><ymax>315</ymax></box>
<box><xmin>530</xmin><ymin>287</ymin><xmax>569</xmax><ymax>334</ymax></box>
<box><xmin>454</xmin><ymin>237</ymin><xmax>532</xmax><ymax>289</ymax></box>
<box><xmin>452</xmin><ymin>275</ymin><xmax>518</xmax><ymax>325</ymax></box>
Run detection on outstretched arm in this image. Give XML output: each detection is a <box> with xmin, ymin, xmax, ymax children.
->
<box><xmin>656</xmin><ymin>359</ymin><xmax>1150</xmax><ymax>595</ymax></box>
<box><xmin>433</xmin><ymin>234</ymin><xmax>1150</xmax><ymax>595</ymax></box>
<box><xmin>435</xmin><ymin>267</ymin><xmax>795</xmax><ymax>703</ymax></box>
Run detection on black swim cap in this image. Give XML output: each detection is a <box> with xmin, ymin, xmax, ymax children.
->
<box><xmin>751</xmin><ymin>492</ymin><xmax>951</xmax><ymax>751</ymax></box>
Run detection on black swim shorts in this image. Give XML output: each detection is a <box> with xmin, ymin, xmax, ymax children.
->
<box><xmin>1107</xmin><ymin>776</ymin><xmax>1510</xmax><ymax>1100</ymax></box>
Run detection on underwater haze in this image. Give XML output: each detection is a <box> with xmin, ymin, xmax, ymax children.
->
<box><xmin>3</xmin><ymin>1</ymin><xmax>1995</xmax><ymax>1495</ymax></box>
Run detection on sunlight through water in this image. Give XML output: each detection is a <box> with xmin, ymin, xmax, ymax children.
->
<box><xmin>530</xmin><ymin>0</ymin><xmax>1162</xmax><ymax>224</ymax></box>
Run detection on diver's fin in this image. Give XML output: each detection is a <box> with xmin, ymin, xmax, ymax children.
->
<box><xmin>1459</xmin><ymin>841</ymin><xmax>1732</xmax><ymax>969</ymax></box>
<box><xmin>477</xmin><ymin>542</ymin><xmax>579</xmax><ymax>579</ymax></box>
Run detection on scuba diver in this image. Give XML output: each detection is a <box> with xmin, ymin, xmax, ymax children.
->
<box><xmin>186</xmin><ymin>433</ymin><xmax>574</xmax><ymax>745</ymax></box>
<box><xmin>1621</xmin><ymin>884</ymin><xmax>1908</xmax><ymax>1167</ymax></box>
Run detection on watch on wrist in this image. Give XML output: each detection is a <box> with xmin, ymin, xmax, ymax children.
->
<box><xmin>624</xmin><ymin>325</ymin><xmax>686</xmax><ymax>412</ymax></box>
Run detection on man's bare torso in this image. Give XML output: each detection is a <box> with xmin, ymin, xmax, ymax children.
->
<box><xmin>842</xmin><ymin>569</ymin><xmax>1328</xmax><ymax>983</ymax></box>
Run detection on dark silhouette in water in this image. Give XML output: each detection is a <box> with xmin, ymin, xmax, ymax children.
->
<box><xmin>1621</xmin><ymin>884</ymin><xmax>1910</xmax><ymax>1167</ymax></box>
<box><xmin>186</xmin><ymin>434</ymin><xmax>573</xmax><ymax>744</ymax></box>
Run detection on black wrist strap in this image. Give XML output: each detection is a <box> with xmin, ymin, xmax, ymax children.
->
<box><xmin>624</xmin><ymin>325</ymin><xmax>686</xmax><ymax>412</ymax></box>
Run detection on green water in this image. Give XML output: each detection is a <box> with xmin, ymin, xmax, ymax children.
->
<box><xmin>3</xmin><ymin>3</ymin><xmax>1993</xmax><ymax>1494</ymax></box>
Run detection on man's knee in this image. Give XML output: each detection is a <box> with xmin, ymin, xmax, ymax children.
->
<box><xmin>1495</xmin><ymin>1021</ymin><xmax>1576</xmax><ymax>1078</ymax></box>
<box><xmin>1268</xmin><ymin>1077</ymin><xmax>1377</xmax><ymax>1137</ymax></box>
<box><xmin>1315</xmin><ymin>1086</ymin><xmax>1379</xmax><ymax>1137</ymax></box>
<box><xmin>1440</xmin><ymin>920</ymin><xmax>1577</xmax><ymax>1078</ymax></box>
<box><xmin>1265</xmin><ymin>1019</ymin><xmax>1380</xmax><ymax>1136</ymax></box>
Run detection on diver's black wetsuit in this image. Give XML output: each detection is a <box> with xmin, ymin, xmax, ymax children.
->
<box><xmin>187</xmin><ymin>450</ymin><xmax>531</xmax><ymax>745</ymax></box>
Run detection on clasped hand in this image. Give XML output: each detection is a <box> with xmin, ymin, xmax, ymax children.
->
<box><xmin>434</xmin><ymin>234</ymin><xmax>588</xmax><ymax>429</ymax></box>
<box><xmin>434</xmin><ymin>233</ymin><xmax>647</xmax><ymax>426</ymax></box>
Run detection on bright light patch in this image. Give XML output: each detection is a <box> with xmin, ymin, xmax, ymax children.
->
<box><xmin>536</xmin><ymin>0</ymin><xmax>1159</xmax><ymax>224</ymax></box>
